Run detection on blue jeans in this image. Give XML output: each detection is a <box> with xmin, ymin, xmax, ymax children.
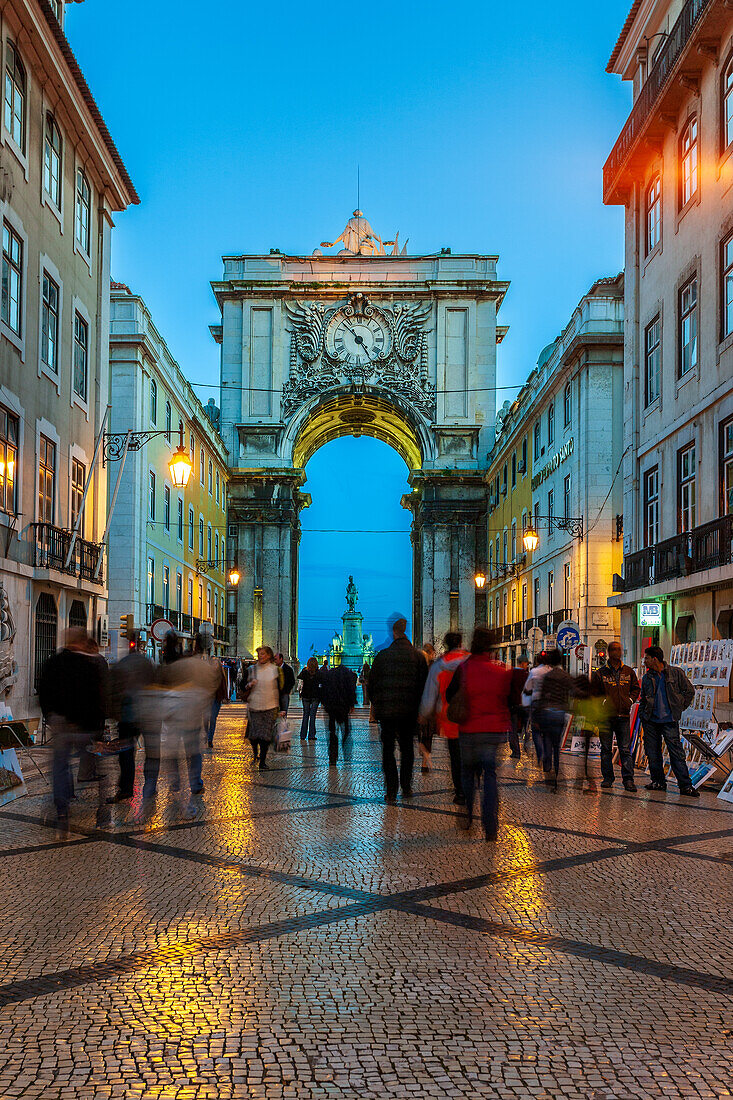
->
<box><xmin>207</xmin><ymin>701</ymin><xmax>221</xmax><ymax>748</ymax></box>
<box><xmin>540</xmin><ymin>708</ymin><xmax>567</xmax><ymax>775</ymax></box>
<box><xmin>300</xmin><ymin>697</ymin><xmax>318</xmax><ymax>739</ymax></box>
<box><xmin>459</xmin><ymin>734</ymin><xmax>501</xmax><ymax>836</ymax></box>
<box><xmin>642</xmin><ymin>719</ymin><xmax>692</xmax><ymax>789</ymax></box>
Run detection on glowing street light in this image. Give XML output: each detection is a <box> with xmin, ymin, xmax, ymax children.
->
<box><xmin>474</xmin><ymin>571</ymin><xmax>487</xmax><ymax>590</ymax></box>
<box><xmin>168</xmin><ymin>425</ymin><xmax>193</xmax><ymax>488</ymax></box>
<box><xmin>522</xmin><ymin>526</ymin><xmax>540</xmax><ymax>554</ymax></box>
<box><xmin>228</xmin><ymin>566</ymin><xmax>240</xmax><ymax>586</ymax></box>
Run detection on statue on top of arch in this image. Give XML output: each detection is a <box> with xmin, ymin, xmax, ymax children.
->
<box><xmin>320</xmin><ymin>211</ymin><xmax>409</xmax><ymax>257</ymax></box>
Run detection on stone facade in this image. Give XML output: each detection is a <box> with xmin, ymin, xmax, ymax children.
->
<box><xmin>0</xmin><ymin>2</ymin><xmax>136</xmax><ymax>718</ymax></box>
<box><xmin>212</xmin><ymin>216</ymin><xmax>509</xmax><ymax>659</ymax></box>
<box><xmin>604</xmin><ymin>0</ymin><xmax>733</xmax><ymax>715</ymax></box>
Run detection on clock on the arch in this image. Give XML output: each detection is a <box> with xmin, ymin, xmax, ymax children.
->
<box><xmin>325</xmin><ymin>300</ymin><xmax>392</xmax><ymax>366</ymax></box>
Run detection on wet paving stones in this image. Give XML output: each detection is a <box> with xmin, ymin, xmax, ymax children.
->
<box><xmin>1</xmin><ymin>705</ymin><xmax>733</xmax><ymax>1098</ymax></box>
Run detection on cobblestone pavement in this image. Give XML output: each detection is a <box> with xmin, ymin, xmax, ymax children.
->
<box><xmin>2</xmin><ymin>706</ymin><xmax>733</xmax><ymax>1099</ymax></box>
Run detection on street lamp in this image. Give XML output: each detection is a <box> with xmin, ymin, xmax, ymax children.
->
<box><xmin>522</xmin><ymin>525</ymin><xmax>540</xmax><ymax>554</ymax></box>
<box><xmin>103</xmin><ymin>421</ymin><xmax>192</xmax><ymax>489</ymax></box>
<box><xmin>228</xmin><ymin>566</ymin><xmax>240</xmax><ymax>586</ymax></box>
<box><xmin>168</xmin><ymin>429</ymin><xmax>193</xmax><ymax>489</ymax></box>
<box><xmin>474</xmin><ymin>571</ymin><xmax>487</xmax><ymax>590</ymax></box>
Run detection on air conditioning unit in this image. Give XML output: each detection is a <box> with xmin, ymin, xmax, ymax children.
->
<box><xmin>227</xmin><ymin>524</ymin><xmax>237</xmax><ymax>539</ymax></box>
<box><xmin>517</xmin><ymin>459</ymin><xmax>526</xmax><ymax>474</ymax></box>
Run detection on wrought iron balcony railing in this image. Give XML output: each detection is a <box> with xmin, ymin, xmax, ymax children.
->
<box><xmin>619</xmin><ymin>514</ymin><xmax>733</xmax><ymax>592</ymax></box>
<box><xmin>32</xmin><ymin>523</ymin><xmax>104</xmax><ymax>583</ymax></box>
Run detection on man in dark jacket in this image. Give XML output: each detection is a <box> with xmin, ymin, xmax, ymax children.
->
<box><xmin>640</xmin><ymin>645</ymin><xmax>697</xmax><ymax>796</ymax></box>
<box><xmin>39</xmin><ymin>628</ymin><xmax>108</xmax><ymax>832</ymax></box>
<box><xmin>591</xmin><ymin>641</ymin><xmax>640</xmax><ymax>792</ymax></box>
<box><xmin>106</xmin><ymin>636</ymin><xmax>155</xmax><ymax>802</ymax></box>
<box><xmin>319</xmin><ymin>663</ymin><xmax>358</xmax><ymax>764</ymax></box>
<box><xmin>275</xmin><ymin>653</ymin><xmax>296</xmax><ymax>716</ymax></box>
<box><xmin>368</xmin><ymin>615</ymin><xmax>428</xmax><ymax>801</ymax></box>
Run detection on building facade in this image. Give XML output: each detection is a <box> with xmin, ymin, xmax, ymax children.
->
<box><xmin>0</xmin><ymin>1</ymin><xmax>137</xmax><ymax>719</ymax></box>
<box><xmin>108</xmin><ymin>286</ymin><xmax>230</xmax><ymax>658</ymax></box>
<box><xmin>485</xmin><ymin>277</ymin><xmax>625</xmax><ymax>671</ymax></box>
<box><xmin>604</xmin><ymin>0</ymin><xmax>733</xmax><ymax>706</ymax></box>
<box><xmin>212</xmin><ymin>212</ymin><xmax>508</xmax><ymax>660</ymax></box>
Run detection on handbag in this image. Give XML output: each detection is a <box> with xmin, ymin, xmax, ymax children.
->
<box><xmin>274</xmin><ymin>716</ymin><xmax>292</xmax><ymax>753</ymax></box>
<box><xmin>446</xmin><ymin>667</ymin><xmax>470</xmax><ymax>726</ymax></box>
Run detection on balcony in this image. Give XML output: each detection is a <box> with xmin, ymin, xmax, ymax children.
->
<box><xmin>619</xmin><ymin>514</ymin><xmax>733</xmax><ymax>592</ymax></box>
<box><xmin>603</xmin><ymin>0</ymin><xmax>713</xmax><ymax>203</ymax></box>
<box><xmin>32</xmin><ymin>523</ymin><xmax>104</xmax><ymax>583</ymax></box>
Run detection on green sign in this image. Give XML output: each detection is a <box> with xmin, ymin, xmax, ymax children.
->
<box><xmin>638</xmin><ymin>601</ymin><xmax>663</xmax><ymax>627</ymax></box>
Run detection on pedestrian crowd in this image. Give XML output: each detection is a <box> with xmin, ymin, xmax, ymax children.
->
<box><xmin>39</xmin><ymin>617</ymin><xmax>699</xmax><ymax>840</ymax></box>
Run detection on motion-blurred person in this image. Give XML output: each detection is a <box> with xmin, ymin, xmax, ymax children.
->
<box><xmin>369</xmin><ymin>614</ymin><xmax>428</xmax><ymax>802</ymax></box>
<box><xmin>359</xmin><ymin>662</ymin><xmax>371</xmax><ymax>706</ymax></box>
<box><xmin>275</xmin><ymin>652</ymin><xmax>296</xmax><ymax>716</ymax></box>
<box><xmin>106</xmin><ymin>634</ymin><xmax>154</xmax><ymax>803</ymax></box>
<box><xmin>39</xmin><ymin>628</ymin><xmax>109</xmax><ymax>833</ymax></box>
<box><xmin>640</xmin><ymin>646</ymin><xmax>697</xmax><ymax>796</ymax></box>
<box><xmin>571</xmin><ymin>676</ymin><xmax>606</xmax><ymax>792</ymax></box>
<box><xmin>537</xmin><ymin>650</ymin><xmax>573</xmax><ymax>786</ymax></box>
<box><xmin>245</xmin><ymin>646</ymin><xmax>283</xmax><ymax>770</ymax></box>
<box><xmin>320</xmin><ymin>662</ymin><xmax>358</xmax><ymax>765</ymax></box>
<box><xmin>155</xmin><ymin>631</ymin><xmax>212</xmax><ymax>796</ymax></box>
<box><xmin>419</xmin><ymin>632</ymin><xmax>469</xmax><ymax>804</ymax></box>
<box><xmin>445</xmin><ymin>629</ymin><xmax>512</xmax><ymax>840</ymax></box>
<box><xmin>191</xmin><ymin>634</ymin><xmax>227</xmax><ymax>750</ymax></box>
<box><xmin>591</xmin><ymin>641</ymin><xmax>640</xmax><ymax>792</ymax></box>
<box><xmin>509</xmin><ymin>654</ymin><xmax>530</xmax><ymax>759</ymax></box>
<box><xmin>523</xmin><ymin>652</ymin><xmax>551</xmax><ymax>763</ymax></box>
<box><xmin>417</xmin><ymin>642</ymin><xmax>437</xmax><ymax>771</ymax></box>
<box><xmin>297</xmin><ymin>657</ymin><xmax>321</xmax><ymax>741</ymax></box>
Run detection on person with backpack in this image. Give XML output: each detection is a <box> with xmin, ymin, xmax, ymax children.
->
<box><xmin>419</xmin><ymin>632</ymin><xmax>469</xmax><ymax>804</ymax></box>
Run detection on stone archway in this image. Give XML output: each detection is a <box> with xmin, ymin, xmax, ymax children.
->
<box><xmin>212</xmin><ymin>216</ymin><xmax>507</xmax><ymax>659</ymax></box>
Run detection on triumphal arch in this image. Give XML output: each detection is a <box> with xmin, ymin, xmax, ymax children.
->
<box><xmin>211</xmin><ymin>213</ymin><xmax>508</xmax><ymax>659</ymax></box>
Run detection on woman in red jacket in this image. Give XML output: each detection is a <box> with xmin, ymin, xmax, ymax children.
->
<box><xmin>446</xmin><ymin>627</ymin><xmax>512</xmax><ymax>841</ymax></box>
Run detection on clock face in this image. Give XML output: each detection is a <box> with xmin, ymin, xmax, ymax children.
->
<box><xmin>326</xmin><ymin>312</ymin><xmax>391</xmax><ymax>366</ymax></box>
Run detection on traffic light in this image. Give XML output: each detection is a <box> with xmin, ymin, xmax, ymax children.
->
<box><xmin>119</xmin><ymin>614</ymin><xmax>134</xmax><ymax>639</ymax></box>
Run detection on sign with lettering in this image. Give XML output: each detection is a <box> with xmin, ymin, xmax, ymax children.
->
<box><xmin>531</xmin><ymin>437</ymin><xmax>574</xmax><ymax>491</ymax></box>
<box><xmin>638</xmin><ymin>602</ymin><xmax>663</xmax><ymax>627</ymax></box>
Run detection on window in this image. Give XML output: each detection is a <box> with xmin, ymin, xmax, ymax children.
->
<box><xmin>208</xmin><ymin>458</ymin><xmax>213</xmax><ymax>494</ymax></box>
<box><xmin>71</xmin><ymin>458</ymin><xmax>85</xmax><ymax>532</ymax></box>
<box><xmin>564</xmin><ymin>474</ymin><xmax>571</xmax><ymax>519</ymax></box>
<box><xmin>502</xmin><ymin>529</ymin><xmax>508</xmax><ymax>563</ymax></box>
<box><xmin>198</xmin><ymin>581</ymin><xmax>203</xmax><ymax>618</ymax></box>
<box><xmin>502</xmin><ymin>463</ymin><xmax>507</xmax><ymax>494</ymax></box>
<box><xmin>148</xmin><ymin>470</ymin><xmax>156</xmax><ymax>520</ymax></box>
<box><xmin>73</xmin><ymin>312</ymin><xmax>88</xmax><ymax>401</ymax></box>
<box><xmin>563</xmin><ymin>382</ymin><xmax>571</xmax><ymax>427</ymax></box>
<box><xmin>534</xmin><ymin>500</ymin><xmax>540</xmax><ymax>531</ymax></box>
<box><xmin>164</xmin><ymin>485</ymin><xmax>170</xmax><ymax>532</ymax></box>
<box><xmin>511</xmin><ymin>588</ymin><xmax>516</xmax><ymax>624</ymax></box>
<box><xmin>646</xmin><ymin>176</ymin><xmax>661</xmax><ymax>254</ymax></box>
<box><xmin>644</xmin><ymin>466</ymin><xmax>659</xmax><ymax>547</ymax></box>
<box><xmin>0</xmin><ymin>405</ymin><xmax>18</xmax><ymax>512</ymax></box>
<box><xmin>147</xmin><ymin>557</ymin><xmax>155</xmax><ymax>605</ymax></box>
<box><xmin>564</xmin><ymin>563</ymin><xmax>571</xmax><ymax>610</ymax></box>
<box><xmin>548</xmin><ymin>402</ymin><xmax>555</xmax><ymax>446</ymax></box>
<box><xmin>511</xmin><ymin>453</ymin><xmax>516</xmax><ymax>489</ymax></box>
<box><xmin>207</xmin><ymin>523</ymin><xmax>212</xmax><ymax>561</ymax></box>
<box><xmin>722</xmin><ymin>419</ymin><xmax>733</xmax><ymax>516</ymax></box>
<box><xmin>4</xmin><ymin>43</ymin><xmax>25</xmax><ymax>150</ymax></box>
<box><xmin>188</xmin><ymin>577</ymin><xmax>193</xmax><ymax>614</ymax></box>
<box><xmin>678</xmin><ymin>443</ymin><xmax>696</xmax><ymax>533</ymax></box>
<box><xmin>37</xmin><ymin>435</ymin><xmax>55</xmax><ymax>523</ymax></box>
<box><xmin>494</xmin><ymin>596</ymin><xmax>499</xmax><ymax>628</ymax></box>
<box><xmin>214</xmin><ymin>591</ymin><xmax>219</xmax><ymax>625</ymax></box>
<box><xmin>43</xmin><ymin>114</ymin><xmax>62</xmax><ymax>207</ymax></box>
<box><xmin>488</xmin><ymin>598</ymin><xmax>493</xmax><ymax>628</ymax></box>
<box><xmin>188</xmin><ymin>505</ymin><xmax>194</xmax><ymax>549</ymax></box>
<box><xmin>150</xmin><ymin>378</ymin><xmax>157</xmax><ymax>424</ymax></box>
<box><xmin>206</xmin><ymin>586</ymin><xmax>212</xmax><ymax>621</ymax></box>
<box><xmin>521</xmin><ymin>582</ymin><xmax>527</xmax><ymax>621</ymax></box>
<box><xmin>644</xmin><ymin>316</ymin><xmax>661</xmax><ymax>406</ymax></box>
<box><xmin>548</xmin><ymin>488</ymin><xmax>554</xmax><ymax>521</ymax></box>
<box><xmin>2</xmin><ymin>221</ymin><xmax>22</xmax><ymax>335</ymax></box>
<box><xmin>511</xmin><ymin>520</ymin><xmax>516</xmax><ymax>561</ymax></box>
<box><xmin>216</xmin><ymin>470</ymin><xmax>220</xmax><ymax>504</ymax></box>
<box><xmin>489</xmin><ymin>541</ymin><xmax>493</xmax><ymax>576</ymax></box>
<box><xmin>75</xmin><ymin>169</ymin><xmax>90</xmax><ymax>254</ymax></box>
<box><xmin>41</xmin><ymin>272</ymin><xmax>59</xmax><ymax>373</ymax></box>
<box><xmin>164</xmin><ymin>400</ymin><xmax>171</xmax><ymax>443</ymax></box>
<box><xmin>521</xmin><ymin>436</ymin><xmax>527</xmax><ymax>471</ymax></box>
<box><xmin>177</xmin><ymin>497</ymin><xmax>183</xmax><ymax>541</ymax></box>
<box><xmin>534</xmin><ymin>577</ymin><xmax>540</xmax><ymax>620</ymax></box>
<box><xmin>680</xmin><ymin>118</ymin><xmax>698</xmax><ymax>207</ymax></box>
<box><xmin>34</xmin><ymin>593</ymin><xmax>57</xmax><ymax>693</ymax></box>
<box><xmin>548</xmin><ymin>570</ymin><xmax>554</xmax><ymax>616</ymax></box>
<box><xmin>176</xmin><ymin>571</ymin><xmax>183</xmax><ymax>612</ymax></box>
<box><xmin>200</xmin><ymin>447</ymin><xmax>205</xmax><ymax>485</ymax></box>
<box><xmin>722</xmin><ymin>233</ymin><xmax>733</xmax><ymax>340</ymax></box>
<box><xmin>679</xmin><ymin>277</ymin><xmax>698</xmax><ymax>377</ymax></box>
<box><xmin>215</xmin><ymin>532</ymin><xmax>220</xmax><ymax>570</ymax></box>
<box><xmin>723</xmin><ymin>53</ymin><xmax>733</xmax><ymax>154</ymax></box>
<box><xmin>199</xmin><ymin>516</ymin><xmax>204</xmax><ymax>556</ymax></box>
<box><xmin>533</xmin><ymin>419</ymin><xmax>541</xmax><ymax>457</ymax></box>
<box><xmin>502</xmin><ymin>591</ymin><xmax>507</xmax><ymax>626</ymax></box>
<box><xmin>163</xmin><ymin>565</ymin><xmax>170</xmax><ymax>611</ymax></box>
<box><xmin>68</xmin><ymin>600</ymin><xmax>86</xmax><ymax>630</ymax></box>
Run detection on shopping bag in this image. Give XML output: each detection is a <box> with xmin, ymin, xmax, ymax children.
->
<box><xmin>274</xmin><ymin>717</ymin><xmax>292</xmax><ymax>753</ymax></box>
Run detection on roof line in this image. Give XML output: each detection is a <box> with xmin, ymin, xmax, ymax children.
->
<box><xmin>39</xmin><ymin>0</ymin><xmax>139</xmax><ymax>205</ymax></box>
<box><xmin>606</xmin><ymin>0</ymin><xmax>643</xmax><ymax>72</ymax></box>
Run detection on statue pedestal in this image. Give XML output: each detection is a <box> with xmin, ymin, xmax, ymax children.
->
<box><xmin>340</xmin><ymin>611</ymin><xmax>364</xmax><ymax>673</ymax></box>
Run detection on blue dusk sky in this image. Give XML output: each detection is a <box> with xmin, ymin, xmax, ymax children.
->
<box><xmin>67</xmin><ymin>0</ymin><xmax>632</xmax><ymax>655</ymax></box>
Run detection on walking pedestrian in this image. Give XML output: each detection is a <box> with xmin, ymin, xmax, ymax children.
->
<box><xmin>537</xmin><ymin>650</ymin><xmax>573</xmax><ymax>786</ymax></box>
<box><xmin>418</xmin><ymin>642</ymin><xmax>437</xmax><ymax>772</ymax></box>
<box><xmin>639</xmin><ymin>645</ymin><xmax>697</xmax><ymax>796</ymax></box>
<box><xmin>591</xmin><ymin>641</ymin><xmax>640</xmax><ymax>792</ymax></box>
<box><xmin>106</xmin><ymin>634</ymin><xmax>154</xmax><ymax>803</ymax></box>
<box><xmin>297</xmin><ymin>657</ymin><xmax>321</xmax><ymax>741</ymax></box>
<box><xmin>509</xmin><ymin>654</ymin><xmax>529</xmax><ymax>758</ymax></box>
<box><xmin>419</xmin><ymin>632</ymin><xmax>469</xmax><ymax>804</ymax></box>
<box><xmin>523</xmin><ymin>652</ymin><xmax>551</xmax><ymax>763</ymax></box>
<box><xmin>191</xmin><ymin>634</ymin><xmax>227</xmax><ymax>750</ymax></box>
<box><xmin>359</xmin><ymin>662</ymin><xmax>371</xmax><ymax>706</ymax></box>
<box><xmin>445</xmin><ymin>629</ymin><xmax>512</xmax><ymax>840</ymax></box>
<box><xmin>275</xmin><ymin>653</ymin><xmax>296</xmax><ymax>716</ymax></box>
<box><xmin>368</xmin><ymin>614</ymin><xmax>428</xmax><ymax>802</ymax></box>
<box><xmin>320</xmin><ymin>662</ymin><xmax>357</xmax><ymax>764</ymax></box>
<box><xmin>245</xmin><ymin>646</ymin><xmax>283</xmax><ymax>770</ymax></box>
<box><xmin>39</xmin><ymin>628</ymin><xmax>108</xmax><ymax>834</ymax></box>
<box><xmin>157</xmin><ymin>632</ymin><xmax>216</xmax><ymax>796</ymax></box>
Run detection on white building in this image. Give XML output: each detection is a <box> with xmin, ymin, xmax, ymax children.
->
<box><xmin>604</xmin><ymin>0</ymin><xmax>733</xmax><ymax>707</ymax></box>
<box><xmin>0</xmin><ymin>2</ymin><xmax>137</xmax><ymax>719</ymax></box>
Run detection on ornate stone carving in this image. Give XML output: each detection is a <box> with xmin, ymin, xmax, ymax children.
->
<box><xmin>0</xmin><ymin>582</ymin><xmax>17</xmax><ymax>702</ymax></box>
<box><xmin>282</xmin><ymin>294</ymin><xmax>435</xmax><ymax>419</ymax></box>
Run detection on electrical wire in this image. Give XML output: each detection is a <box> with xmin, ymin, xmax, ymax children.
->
<box><xmin>189</xmin><ymin>380</ymin><xmax>524</xmax><ymax>395</ymax></box>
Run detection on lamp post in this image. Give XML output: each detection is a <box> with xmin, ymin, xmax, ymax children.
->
<box><xmin>474</xmin><ymin>571</ymin><xmax>487</xmax><ymax>590</ymax></box>
<box><xmin>522</xmin><ymin>525</ymin><xmax>540</xmax><ymax>554</ymax></box>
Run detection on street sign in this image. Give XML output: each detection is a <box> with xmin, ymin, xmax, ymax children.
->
<box><xmin>557</xmin><ymin>622</ymin><xmax>580</xmax><ymax>651</ymax></box>
<box><xmin>199</xmin><ymin>620</ymin><xmax>213</xmax><ymax>637</ymax></box>
<box><xmin>574</xmin><ymin>644</ymin><xmax>586</xmax><ymax>659</ymax></box>
<box><xmin>527</xmin><ymin>625</ymin><xmax>543</xmax><ymax>658</ymax></box>
<box><xmin>150</xmin><ymin>617</ymin><xmax>174</xmax><ymax>643</ymax></box>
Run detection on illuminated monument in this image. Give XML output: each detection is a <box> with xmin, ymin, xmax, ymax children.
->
<box><xmin>327</xmin><ymin>576</ymin><xmax>374</xmax><ymax>671</ymax></box>
<box><xmin>212</xmin><ymin>212</ymin><xmax>508</xmax><ymax>659</ymax></box>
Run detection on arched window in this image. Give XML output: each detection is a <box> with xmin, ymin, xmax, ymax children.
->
<box><xmin>680</xmin><ymin>118</ymin><xmax>698</xmax><ymax>207</ymax></box>
<box><xmin>150</xmin><ymin>378</ymin><xmax>157</xmax><ymax>424</ymax></box>
<box><xmin>214</xmin><ymin>532</ymin><xmax>219</xmax><ymax>569</ymax></box>
<box><xmin>646</xmin><ymin>175</ymin><xmax>661</xmax><ymax>254</ymax></box>
<box><xmin>207</xmin><ymin>523</ymin><xmax>212</xmax><ymax>561</ymax></box>
<box><xmin>208</xmin><ymin>458</ymin><xmax>213</xmax><ymax>494</ymax></box>
<box><xmin>68</xmin><ymin>599</ymin><xmax>87</xmax><ymax>629</ymax></box>
<box><xmin>4</xmin><ymin>43</ymin><xmax>25</xmax><ymax>150</ymax></box>
<box><xmin>43</xmin><ymin>114</ymin><xmax>62</xmax><ymax>207</ymax></box>
<box><xmin>34</xmin><ymin>592</ymin><xmax>57</xmax><ymax>692</ymax></box>
<box><xmin>165</xmin><ymin>399</ymin><xmax>171</xmax><ymax>442</ymax></box>
<box><xmin>75</xmin><ymin>169</ymin><xmax>90</xmax><ymax>253</ymax></box>
<box><xmin>723</xmin><ymin>54</ymin><xmax>733</xmax><ymax>152</ymax></box>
